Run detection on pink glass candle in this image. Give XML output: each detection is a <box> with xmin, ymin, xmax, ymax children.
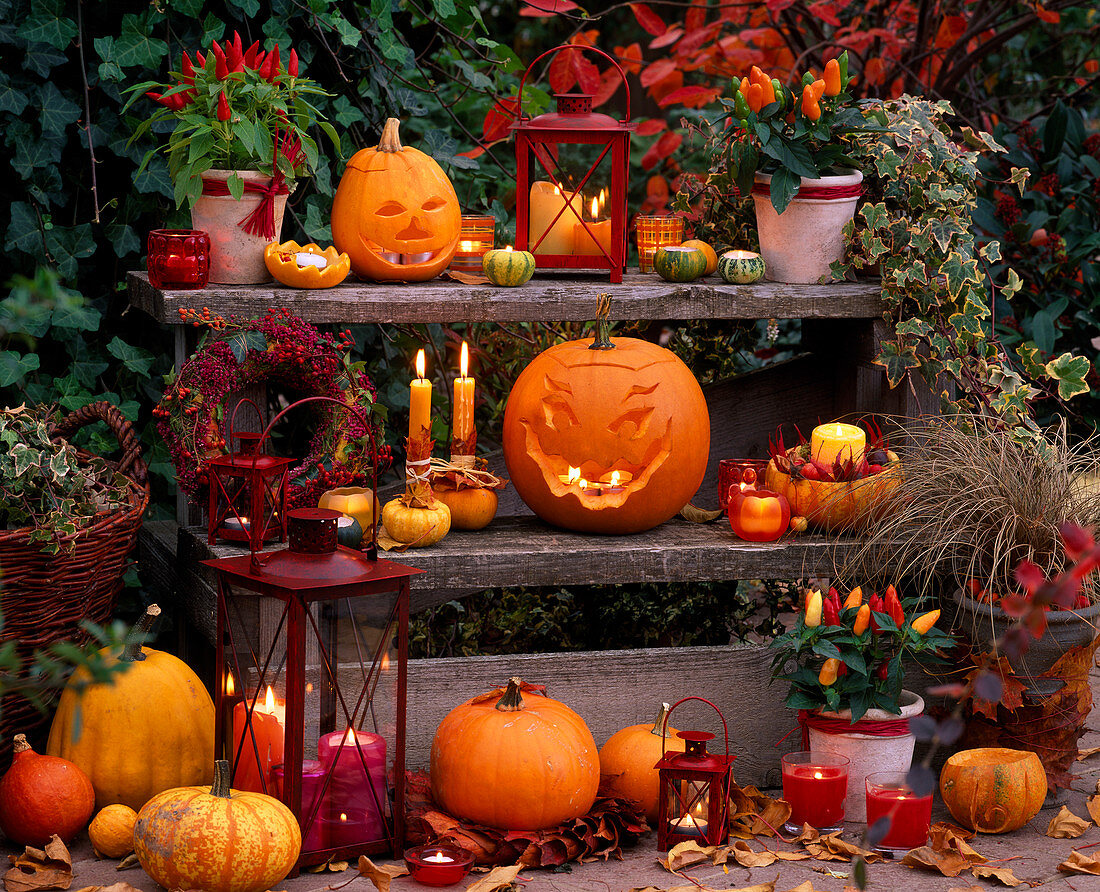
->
<box><xmin>318</xmin><ymin>727</ymin><xmax>387</xmax><ymax>849</ymax></box>
<box><xmin>273</xmin><ymin>760</ymin><xmax>327</xmax><ymax>853</ymax></box>
<box><xmin>865</xmin><ymin>772</ymin><xmax>932</xmax><ymax>855</ymax></box>
<box><xmin>404</xmin><ymin>843</ymin><xmax>475</xmax><ymax>886</ymax></box>
<box><xmin>718</xmin><ymin>459</ymin><xmax>769</xmax><ymax>510</ymax></box>
<box><xmin>781</xmin><ymin>752</ymin><xmax>849</xmax><ymax>833</ymax></box>
<box><xmin>231</xmin><ymin>686</ymin><xmax>285</xmax><ymax>794</ymax></box>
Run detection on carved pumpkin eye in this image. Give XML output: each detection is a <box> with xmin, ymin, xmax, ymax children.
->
<box><xmin>422</xmin><ymin>197</ymin><xmax>447</xmax><ymax>211</ymax></box>
<box><xmin>608</xmin><ymin>406</ymin><xmax>654</xmax><ymax>438</ymax></box>
<box><xmin>376</xmin><ymin>201</ymin><xmax>405</xmax><ymax>217</ymax></box>
<box><xmin>542</xmin><ymin>395</ymin><xmax>579</xmax><ymax>432</ymax></box>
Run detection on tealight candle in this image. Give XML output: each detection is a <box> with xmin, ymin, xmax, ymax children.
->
<box><xmin>719</xmin><ymin>249</ymin><xmax>765</xmax><ymax>284</ymax></box>
<box><xmin>811</xmin><ymin>422</ymin><xmax>866</xmax><ymax>468</ymax></box>
<box><xmin>294</xmin><ymin>252</ymin><xmax>328</xmax><ymax>269</ymax></box>
<box><xmin>669</xmin><ymin>814</ymin><xmax>708</xmax><ymax>836</ymax></box>
<box><xmin>223</xmin><ymin>515</ymin><xmax>251</xmax><ymax>532</ymax></box>
<box><xmin>781</xmin><ymin>751</ymin><xmax>849</xmax><ymax>833</ymax></box>
<box><xmin>404</xmin><ymin>843</ymin><xmax>475</xmax><ymax>886</ymax></box>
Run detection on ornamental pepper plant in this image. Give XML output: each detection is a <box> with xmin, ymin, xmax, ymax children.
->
<box><xmin>770</xmin><ymin>583</ymin><xmax>953</xmax><ymax>721</ymax></box>
<box><xmin>126</xmin><ymin>33</ymin><xmax>339</xmax><ymax>209</ymax></box>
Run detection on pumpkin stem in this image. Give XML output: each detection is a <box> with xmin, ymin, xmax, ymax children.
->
<box><xmin>121</xmin><ymin>604</ymin><xmax>161</xmax><ymax>662</ymax></box>
<box><xmin>588</xmin><ymin>293</ymin><xmax>615</xmax><ymax>351</ymax></box>
<box><xmin>495</xmin><ymin>677</ymin><xmax>525</xmax><ymax>711</ymax></box>
<box><xmin>649</xmin><ymin>702</ymin><xmax>673</xmax><ymax>737</ymax></box>
<box><xmin>378</xmin><ymin>118</ymin><xmax>403</xmax><ymax>153</ymax></box>
<box><xmin>12</xmin><ymin>734</ymin><xmax>30</xmax><ymax>754</ymax></box>
<box><xmin>210</xmin><ymin>759</ymin><xmax>233</xmax><ymax>798</ymax></box>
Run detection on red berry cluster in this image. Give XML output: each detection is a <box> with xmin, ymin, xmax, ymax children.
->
<box><xmin>995</xmin><ymin>192</ymin><xmax>1020</xmax><ymax>226</ymax></box>
<box><xmin>1037</xmin><ymin>172</ymin><xmax>1060</xmax><ymax>197</ymax></box>
<box><xmin>1083</xmin><ymin>134</ymin><xmax>1100</xmax><ymax>160</ymax></box>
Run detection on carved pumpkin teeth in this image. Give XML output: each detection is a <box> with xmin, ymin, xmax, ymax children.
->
<box><xmin>361</xmin><ymin>237</ymin><xmax>441</xmax><ymax>265</ymax></box>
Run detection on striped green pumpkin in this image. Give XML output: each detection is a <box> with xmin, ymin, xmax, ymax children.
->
<box><xmin>483</xmin><ymin>248</ymin><xmax>536</xmax><ymax>286</ymax></box>
<box><xmin>653</xmin><ymin>246</ymin><xmax>707</xmax><ymax>282</ymax></box>
<box><xmin>718</xmin><ymin>250</ymin><xmax>766</xmax><ymax>284</ymax></box>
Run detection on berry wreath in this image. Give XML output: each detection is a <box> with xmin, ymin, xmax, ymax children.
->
<box><xmin>153</xmin><ymin>307</ymin><xmax>390</xmax><ymax>507</ymax></box>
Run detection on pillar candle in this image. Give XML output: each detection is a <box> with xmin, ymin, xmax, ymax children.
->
<box><xmin>409</xmin><ymin>349</ymin><xmax>431</xmax><ymax>439</ymax></box>
<box><xmin>231</xmin><ymin>686</ymin><xmax>285</xmax><ymax>794</ymax></box>
<box><xmin>528</xmin><ymin>181</ymin><xmax>576</xmax><ymax>255</ymax></box>
<box><xmin>318</xmin><ymin>728</ymin><xmax>388</xmax><ymax>848</ymax></box>
<box><xmin>811</xmin><ymin>422</ymin><xmax>866</xmax><ymax>467</ymax></box>
<box><xmin>273</xmin><ymin>760</ymin><xmax>327</xmax><ymax>853</ymax></box>
<box><xmin>574</xmin><ymin>194</ymin><xmax>613</xmax><ymax>256</ymax></box>
<box><xmin>318</xmin><ymin>487</ymin><xmax>377</xmax><ymax>531</ymax></box>
<box><xmin>453</xmin><ymin>341</ymin><xmax>475</xmax><ymax>446</ymax></box>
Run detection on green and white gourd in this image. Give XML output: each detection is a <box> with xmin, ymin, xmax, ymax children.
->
<box><xmin>652</xmin><ymin>246</ymin><xmax>707</xmax><ymax>283</ymax></box>
<box><xmin>483</xmin><ymin>248</ymin><xmax>536</xmax><ymax>287</ymax></box>
<box><xmin>718</xmin><ymin>250</ymin><xmax>766</xmax><ymax>284</ymax></box>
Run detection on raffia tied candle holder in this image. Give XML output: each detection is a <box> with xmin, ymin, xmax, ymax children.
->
<box><xmin>636</xmin><ymin>216</ymin><xmax>683</xmax><ymax>273</ymax></box>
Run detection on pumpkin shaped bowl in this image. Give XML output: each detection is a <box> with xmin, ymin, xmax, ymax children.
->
<box><xmin>939</xmin><ymin>747</ymin><xmax>1046</xmax><ymax>833</ymax></box>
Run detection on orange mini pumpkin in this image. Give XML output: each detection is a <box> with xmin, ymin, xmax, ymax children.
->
<box><xmin>502</xmin><ymin>300</ymin><xmax>709</xmax><ymax>534</ymax></box>
<box><xmin>332</xmin><ymin>118</ymin><xmax>461</xmax><ymax>282</ymax></box>
<box><xmin>599</xmin><ymin>703</ymin><xmax>685</xmax><ymax>823</ymax></box>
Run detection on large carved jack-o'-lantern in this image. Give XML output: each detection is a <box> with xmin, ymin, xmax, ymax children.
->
<box><xmin>332</xmin><ymin>118</ymin><xmax>462</xmax><ymax>282</ymax></box>
<box><xmin>503</xmin><ymin>297</ymin><xmax>709</xmax><ymax>534</ymax></box>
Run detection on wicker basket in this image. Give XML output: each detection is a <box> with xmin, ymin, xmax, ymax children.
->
<box><xmin>0</xmin><ymin>401</ymin><xmax>149</xmax><ymax>769</ymax></box>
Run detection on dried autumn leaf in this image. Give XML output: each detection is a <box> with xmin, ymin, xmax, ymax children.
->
<box><xmin>114</xmin><ymin>855</ymin><xmax>139</xmax><ymax>872</ymax></box>
<box><xmin>727</xmin><ymin>884</ymin><xmax>775</xmax><ymax>892</ymax></box>
<box><xmin>356</xmin><ymin>857</ymin><xmax>408</xmax><ymax>892</ymax></box>
<box><xmin>466</xmin><ymin>865</ymin><xmax>524</xmax><ymax>892</ymax></box>
<box><xmin>947</xmin><ymin>887</ymin><xmax>984</xmax><ymax>892</ymax></box>
<box><xmin>811</xmin><ymin>832</ymin><xmax>882</xmax><ymax>863</ymax></box>
<box><xmin>660</xmin><ymin>840</ymin><xmax>717</xmax><ymax>871</ymax></box>
<box><xmin>971</xmin><ymin>864</ymin><xmax>1023</xmax><ymax>886</ymax></box>
<box><xmin>730</xmin><ymin>841</ymin><xmax>776</xmax><ymax>868</ymax></box>
<box><xmin>1077</xmin><ymin>745</ymin><xmax>1100</xmax><ymax>761</ymax></box>
<box><xmin>1087</xmin><ymin>793</ymin><xmax>1100</xmax><ymax>825</ymax></box>
<box><xmin>1046</xmin><ymin>805</ymin><xmax>1091</xmax><ymax>838</ymax></box>
<box><xmin>900</xmin><ymin>845</ymin><xmax>971</xmax><ymax>877</ymax></box>
<box><xmin>679</xmin><ymin>503</ymin><xmax>723</xmax><ymax>523</ymax></box>
<box><xmin>729</xmin><ymin>784</ymin><xmax>791</xmax><ymax>839</ymax></box>
<box><xmin>1059</xmin><ymin>850</ymin><xmax>1100</xmax><ymax>875</ymax></box>
<box><xmin>927</xmin><ymin>821</ymin><xmax>986</xmax><ymax>863</ymax></box>
<box><xmin>780</xmin><ymin>883</ymin><xmax>817</xmax><ymax>892</ymax></box>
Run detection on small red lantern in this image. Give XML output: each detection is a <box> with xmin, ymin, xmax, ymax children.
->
<box><xmin>513</xmin><ymin>45</ymin><xmax>635</xmax><ymax>283</ymax></box>
<box><xmin>727</xmin><ymin>468</ymin><xmax>790</xmax><ymax>542</ymax></box>
<box><xmin>207</xmin><ymin>399</ymin><xmax>292</xmax><ymax>551</ymax></box>
<box><xmin>655</xmin><ymin>697</ymin><xmax>735</xmax><ymax>851</ymax></box>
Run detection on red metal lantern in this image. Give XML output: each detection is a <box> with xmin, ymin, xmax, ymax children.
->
<box><xmin>513</xmin><ymin>45</ymin><xmax>635</xmax><ymax>283</ymax></box>
<box><xmin>207</xmin><ymin>399</ymin><xmax>292</xmax><ymax>550</ymax></box>
<box><xmin>655</xmin><ymin>697</ymin><xmax>735</xmax><ymax>851</ymax></box>
<box><xmin>206</xmin><ymin>397</ymin><xmax>421</xmax><ymax>870</ymax></box>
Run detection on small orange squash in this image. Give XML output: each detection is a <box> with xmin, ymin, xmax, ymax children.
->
<box><xmin>939</xmin><ymin>747</ymin><xmax>1046</xmax><ymax>833</ymax></box>
<box><xmin>598</xmin><ymin>703</ymin><xmax>685</xmax><ymax>823</ymax></box>
<box><xmin>134</xmin><ymin>760</ymin><xmax>300</xmax><ymax>892</ymax></box>
<box><xmin>430</xmin><ymin>677</ymin><xmax>599</xmax><ymax>830</ymax></box>
<box><xmin>89</xmin><ymin>804</ymin><xmax>138</xmax><ymax>858</ymax></box>
<box><xmin>0</xmin><ymin>734</ymin><xmax>95</xmax><ymax>845</ymax></box>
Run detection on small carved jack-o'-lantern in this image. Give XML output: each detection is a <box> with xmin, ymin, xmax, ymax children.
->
<box><xmin>503</xmin><ymin>297</ymin><xmax>709</xmax><ymax>534</ymax></box>
<box><xmin>331</xmin><ymin>118</ymin><xmax>462</xmax><ymax>282</ymax></box>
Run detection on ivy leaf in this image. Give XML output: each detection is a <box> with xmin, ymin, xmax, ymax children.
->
<box><xmin>876</xmin><ymin>340</ymin><xmax>921</xmax><ymax>388</ymax></box>
<box><xmin>107</xmin><ymin>337</ymin><xmax>154</xmax><ymax>376</ymax></box>
<box><xmin>0</xmin><ymin>73</ymin><xmax>29</xmax><ymax>116</ymax></box>
<box><xmin>0</xmin><ymin>351</ymin><xmax>41</xmax><ymax>388</ymax></box>
<box><xmin>18</xmin><ymin>0</ymin><xmax>78</xmax><ymax>49</ymax></box>
<box><xmin>1016</xmin><ymin>344</ymin><xmax>1045</xmax><ymax>379</ymax></box>
<box><xmin>1044</xmin><ymin>353</ymin><xmax>1091</xmax><ymax>401</ymax></box>
<box><xmin>7</xmin><ymin>202</ymin><xmax>43</xmax><ymax>255</ymax></box>
<box><xmin>38</xmin><ymin>83</ymin><xmax>81</xmax><ymax>138</ymax></box>
<box><xmin>108</xmin><ymin>14</ymin><xmax>168</xmax><ymax>68</ymax></box>
<box><xmin>1000</xmin><ymin>267</ymin><xmax>1023</xmax><ymax>299</ymax></box>
<box><xmin>1009</xmin><ymin>166</ymin><xmax>1029</xmax><ymax>195</ymax></box>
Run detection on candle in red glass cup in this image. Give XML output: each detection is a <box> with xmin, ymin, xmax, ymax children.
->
<box><xmin>781</xmin><ymin>752</ymin><xmax>849</xmax><ymax>833</ymax></box>
<box><xmin>318</xmin><ymin>727</ymin><xmax>387</xmax><ymax>848</ymax></box>
<box><xmin>717</xmin><ymin>459</ymin><xmax>770</xmax><ymax>510</ymax></box>
<box><xmin>147</xmin><ymin>229</ymin><xmax>210</xmax><ymax>289</ymax></box>
<box><xmin>404</xmin><ymin>842</ymin><xmax>475</xmax><ymax>886</ymax></box>
<box><xmin>865</xmin><ymin>771</ymin><xmax>932</xmax><ymax>855</ymax></box>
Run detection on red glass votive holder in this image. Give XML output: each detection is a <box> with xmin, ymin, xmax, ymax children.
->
<box><xmin>865</xmin><ymin>771</ymin><xmax>932</xmax><ymax>856</ymax></box>
<box><xmin>781</xmin><ymin>751</ymin><xmax>849</xmax><ymax>834</ymax></box>
<box><xmin>147</xmin><ymin>229</ymin><xmax>210</xmax><ymax>289</ymax></box>
<box><xmin>718</xmin><ymin>459</ymin><xmax>770</xmax><ymax>510</ymax></box>
<box><xmin>404</xmin><ymin>842</ymin><xmax>475</xmax><ymax>886</ymax></box>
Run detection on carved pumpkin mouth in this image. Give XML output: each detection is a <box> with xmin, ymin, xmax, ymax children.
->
<box><xmin>358</xmin><ymin>236</ymin><xmax>450</xmax><ymax>267</ymax></box>
<box><xmin>520</xmin><ymin>418</ymin><xmax>673</xmax><ymax>510</ymax></box>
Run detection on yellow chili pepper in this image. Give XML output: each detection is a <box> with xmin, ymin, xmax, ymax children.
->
<box><xmin>853</xmin><ymin>603</ymin><xmax>871</xmax><ymax>636</ymax></box>
<box><xmin>801</xmin><ymin>84</ymin><xmax>821</xmax><ymax>122</ymax></box>
<box><xmin>263</xmin><ymin>240</ymin><xmax>351</xmax><ymax>289</ymax></box>
<box><xmin>818</xmin><ymin>658</ymin><xmax>841</xmax><ymax>686</ymax></box>
<box><xmin>911</xmin><ymin>609</ymin><xmax>941</xmax><ymax>635</ymax></box>
<box><xmin>823</xmin><ymin>58</ymin><xmax>841</xmax><ymax>96</ymax></box>
<box><xmin>843</xmin><ymin>585</ymin><xmax>863</xmax><ymax>611</ymax></box>
<box><xmin>804</xmin><ymin>589</ymin><xmax>822</xmax><ymax>627</ymax></box>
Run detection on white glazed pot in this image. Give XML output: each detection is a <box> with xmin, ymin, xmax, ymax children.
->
<box><xmin>808</xmin><ymin>689</ymin><xmax>924</xmax><ymax>822</ymax></box>
<box><xmin>190</xmin><ymin>168</ymin><xmax>289</xmax><ymax>284</ymax></box>
<box><xmin>752</xmin><ymin>169</ymin><xmax>863</xmax><ymax>284</ymax></box>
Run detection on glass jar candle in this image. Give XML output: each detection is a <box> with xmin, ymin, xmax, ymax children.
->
<box><xmin>865</xmin><ymin>771</ymin><xmax>933</xmax><ymax>856</ymax></box>
<box><xmin>404</xmin><ymin>842</ymin><xmax>475</xmax><ymax>886</ymax></box>
<box><xmin>718</xmin><ymin>459</ymin><xmax>770</xmax><ymax>510</ymax></box>
<box><xmin>635</xmin><ymin>216</ymin><xmax>683</xmax><ymax>273</ymax></box>
<box><xmin>781</xmin><ymin>751</ymin><xmax>850</xmax><ymax>833</ymax></box>
<box><xmin>450</xmin><ymin>215</ymin><xmax>495</xmax><ymax>272</ymax></box>
<box><xmin>147</xmin><ymin>229</ymin><xmax>210</xmax><ymax>289</ymax></box>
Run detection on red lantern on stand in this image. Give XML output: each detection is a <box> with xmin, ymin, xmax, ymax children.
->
<box><xmin>206</xmin><ymin>397</ymin><xmax>421</xmax><ymax>870</ymax></box>
<box><xmin>654</xmin><ymin>697</ymin><xmax>736</xmax><ymax>851</ymax></box>
<box><xmin>513</xmin><ymin>45</ymin><xmax>635</xmax><ymax>283</ymax></box>
<box><xmin>207</xmin><ymin>399</ymin><xmax>292</xmax><ymax>550</ymax></box>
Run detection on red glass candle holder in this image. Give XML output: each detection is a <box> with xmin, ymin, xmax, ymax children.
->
<box><xmin>718</xmin><ymin>459</ymin><xmax>770</xmax><ymax>510</ymax></box>
<box><xmin>865</xmin><ymin>771</ymin><xmax>932</xmax><ymax>856</ymax></box>
<box><xmin>781</xmin><ymin>751</ymin><xmax>849</xmax><ymax>833</ymax></box>
<box><xmin>403</xmin><ymin>843</ymin><xmax>474</xmax><ymax>886</ymax></box>
<box><xmin>147</xmin><ymin>229</ymin><xmax>210</xmax><ymax>289</ymax></box>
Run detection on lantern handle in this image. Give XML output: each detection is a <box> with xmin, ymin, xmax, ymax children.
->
<box><xmin>227</xmin><ymin>398</ymin><xmax>265</xmax><ymax>451</ymax></box>
<box><xmin>516</xmin><ymin>44</ymin><xmax>632</xmax><ymax>123</ymax></box>
<box><xmin>250</xmin><ymin>395</ymin><xmax>383</xmax><ymax>567</ymax></box>
<box><xmin>661</xmin><ymin>696</ymin><xmax>730</xmax><ymax>759</ymax></box>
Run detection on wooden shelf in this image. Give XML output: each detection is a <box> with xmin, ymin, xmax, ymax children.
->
<box><xmin>127</xmin><ymin>271</ymin><xmax>884</xmax><ymax>325</ymax></box>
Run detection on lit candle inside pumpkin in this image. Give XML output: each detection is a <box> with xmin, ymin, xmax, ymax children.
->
<box><xmin>453</xmin><ymin>341</ymin><xmax>475</xmax><ymax>446</ymax></box>
<box><xmin>410</xmin><ymin>349</ymin><xmax>431</xmax><ymax>440</ymax></box>
<box><xmin>811</xmin><ymin>422</ymin><xmax>866</xmax><ymax>468</ymax></box>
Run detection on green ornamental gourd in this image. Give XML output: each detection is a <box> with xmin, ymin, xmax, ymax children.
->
<box><xmin>718</xmin><ymin>250</ymin><xmax>766</xmax><ymax>284</ymax></box>
<box><xmin>482</xmin><ymin>248</ymin><xmax>536</xmax><ymax>286</ymax></box>
<box><xmin>653</xmin><ymin>246</ymin><xmax>707</xmax><ymax>282</ymax></box>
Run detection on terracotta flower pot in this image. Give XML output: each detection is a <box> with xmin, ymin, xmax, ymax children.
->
<box><xmin>752</xmin><ymin>169</ymin><xmax>863</xmax><ymax>284</ymax></box>
<box><xmin>190</xmin><ymin>169</ymin><xmax>289</xmax><ymax>285</ymax></box>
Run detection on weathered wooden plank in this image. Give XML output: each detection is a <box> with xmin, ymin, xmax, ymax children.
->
<box><xmin>128</xmin><ymin>271</ymin><xmax>885</xmax><ymax>324</ymax></box>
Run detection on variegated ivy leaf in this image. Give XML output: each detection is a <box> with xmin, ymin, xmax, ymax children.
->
<box><xmin>1009</xmin><ymin>166</ymin><xmax>1029</xmax><ymax>195</ymax></box>
<box><xmin>1016</xmin><ymin>344</ymin><xmax>1046</xmax><ymax>379</ymax></box>
<box><xmin>1044</xmin><ymin>353</ymin><xmax>1091</xmax><ymax>401</ymax></box>
<box><xmin>1001</xmin><ymin>268</ymin><xmax>1023</xmax><ymax>299</ymax></box>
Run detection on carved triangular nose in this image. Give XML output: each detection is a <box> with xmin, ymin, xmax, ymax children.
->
<box><xmin>395</xmin><ymin>217</ymin><xmax>432</xmax><ymax>240</ymax></box>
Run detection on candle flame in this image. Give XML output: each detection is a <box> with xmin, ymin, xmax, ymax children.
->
<box><xmin>567</xmin><ymin>466</ymin><xmax>581</xmax><ymax>484</ymax></box>
<box><xmin>343</xmin><ymin>727</ymin><xmax>356</xmax><ymax>744</ymax></box>
<box><xmin>225</xmin><ymin>671</ymin><xmax>235</xmax><ymax>696</ymax></box>
<box><xmin>265</xmin><ymin>686</ymin><xmax>275</xmax><ymax>712</ymax></box>
<box><xmin>340</xmin><ymin>813</ymin><xmax>348</xmax><ymax>822</ymax></box>
<box><xmin>415</xmin><ymin>348</ymin><xmax>426</xmax><ymax>380</ymax></box>
<box><xmin>459</xmin><ymin>240</ymin><xmax>475</xmax><ymax>252</ymax></box>
<box><xmin>578</xmin><ymin>478</ymin><xmax>588</xmax><ymax>490</ymax></box>
<box><xmin>610</xmin><ymin>470</ymin><xmax>620</xmax><ymax>486</ymax></box>
<box><xmin>814</xmin><ymin>770</ymin><xmax>823</xmax><ymax>780</ymax></box>
<box><xmin>381</xmin><ymin>651</ymin><xmax>391</xmax><ymax>671</ymax></box>
<box><xmin>460</xmin><ymin>341</ymin><xmax>469</xmax><ymax>379</ymax></box>
<box><xmin>305</xmin><ymin>682</ymin><xmax>313</xmax><ymax>693</ymax></box>
<box><xmin>590</xmin><ymin>196</ymin><xmax>599</xmax><ymax>218</ymax></box>
<box><xmin>554</xmin><ymin>184</ymin><xmax>562</xmax><ymax>196</ymax></box>
<box><xmin>505</xmin><ymin>245</ymin><xmax>514</xmax><ymax>253</ymax></box>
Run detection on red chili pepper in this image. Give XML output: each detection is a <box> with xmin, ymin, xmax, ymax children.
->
<box><xmin>195</xmin><ymin>50</ymin><xmax>205</xmax><ymax>68</ymax></box>
<box><xmin>146</xmin><ymin>91</ymin><xmax>184</xmax><ymax>111</ymax></box>
<box><xmin>799</xmin><ymin>461</ymin><xmax>820</xmax><ymax>481</ymax></box>
<box><xmin>244</xmin><ymin>40</ymin><xmax>260</xmax><ymax>68</ymax></box>
<box><xmin>227</xmin><ymin>34</ymin><xmax>245</xmax><ymax>73</ymax></box>
<box><xmin>253</xmin><ymin>50</ymin><xmax>266</xmax><ymax>72</ymax></box>
<box><xmin>217</xmin><ymin>91</ymin><xmax>231</xmax><ymax>122</ymax></box>
<box><xmin>212</xmin><ymin>41</ymin><xmax>229</xmax><ymax>80</ymax></box>
<box><xmin>827</xmin><ymin>587</ymin><xmax>841</xmax><ymax>613</ymax></box>
<box><xmin>288</xmin><ymin>48</ymin><xmax>299</xmax><ymax>77</ymax></box>
<box><xmin>232</xmin><ymin>30</ymin><xmax>244</xmax><ymax>59</ymax></box>
<box><xmin>876</xmin><ymin>662</ymin><xmax>889</xmax><ymax>681</ymax></box>
<box><xmin>869</xmin><ymin>593</ymin><xmax>885</xmax><ymax>633</ymax></box>
<box><xmin>885</xmin><ymin>584</ymin><xmax>904</xmax><ymax>626</ymax></box>
<box><xmin>268</xmin><ymin>44</ymin><xmax>281</xmax><ymax>78</ymax></box>
<box><xmin>181</xmin><ymin>51</ymin><xmax>195</xmax><ymax>84</ymax></box>
<box><xmin>257</xmin><ymin>49</ymin><xmax>275</xmax><ymax>80</ymax></box>
<box><xmin>823</xmin><ymin>599</ymin><xmax>840</xmax><ymax>627</ymax></box>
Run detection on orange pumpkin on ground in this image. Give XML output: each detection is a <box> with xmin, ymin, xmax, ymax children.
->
<box><xmin>430</xmin><ymin>677</ymin><xmax>600</xmax><ymax>830</ymax></box>
<box><xmin>598</xmin><ymin>704</ymin><xmax>685</xmax><ymax>823</ymax></box>
<box><xmin>0</xmin><ymin>734</ymin><xmax>95</xmax><ymax>845</ymax></box>
<box><xmin>134</xmin><ymin>760</ymin><xmax>300</xmax><ymax>892</ymax></box>
<box><xmin>89</xmin><ymin>804</ymin><xmax>138</xmax><ymax>858</ymax></box>
<box><xmin>503</xmin><ymin>299</ymin><xmax>710</xmax><ymax>534</ymax></box>
<box><xmin>939</xmin><ymin>748</ymin><xmax>1046</xmax><ymax>833</ymax></box>
<box><xmin>331</xmin><ymin>118</ymin><xmax>461</xmax><ymax>282</ymax></box>
<box><xmin>764</xmin><ymin>448</ymin><xmax>901</xmax><ymax>531</ymax></box>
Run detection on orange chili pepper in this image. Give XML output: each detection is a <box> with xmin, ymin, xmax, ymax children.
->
<box><xmin>911</xmin><ymin>609</ymin><xmax>941</xmax><ymax>635</ymax></box>
<box><xmin>843</xmin><ymin>585</ymin><xmax>863</xmax><ymax>611</ymax></box>
<box><xmin>818</xmin><ymin>658</ymin><xmax>841</xmax><ymax>686</ymax></box>
<box><xmin>853</xmin><ymin>603</ymin><xmax>871</xmax><ymax>636</ymax></box>
<box><xmin>750</xmin><ymin>66</ymin><xmax>776</xmax><ymax>105</ymax></box>
<box><xmin>811</xmin><ymin>78</ymin><xmax>827</xmax><ymax>101</ymax></box>
<box><xmin>823</xmin><ymin>58</ymin><xmax>841</xmax><ymax>96</ymax></box>
<box><xmin>801</xmin><ymin>85</ymin><xmax>821</xmax><ymax>121</ymax></box>
<box><xmin>740</xmin><ymin>75</ymin><xmax>750</xmax><ymax>97</ymax></box>
<box><xmin>746</xmin><ymin>82</ymin><xmax>765</xmax><ymax>113</ymax></box>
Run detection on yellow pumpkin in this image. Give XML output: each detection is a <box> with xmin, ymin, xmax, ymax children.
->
<box><xmin>382</xmin><ymin>497</ymin><xmax>451</xmax><ymax>546</ymax></box>
<box><xmin>134</xmin><ymin>760</ymin><xmax>300</xmax><ymax>892</ymax></box>
<box><xmin>681</xmin><ymin>239</ymin><xmax>718</xmax><ymax>276</ymax></box>
<box><xmin>939</xmin><ymin>748</ymin><xmax>1046</xmax><ymax>833</ymax></box>
<box><xmin>47</xmin><ymin>606</ymin><xmax>214</xmax><ymax>811</ymax></box>
<box><xmin>598</xmin><ymin>703</ymin><xmax>685</xmax><ymax>823</ymax></box>
<box><xmin>89</xmin><ymin>804</ymin><xmax>137</xmax><ymax>858</ymax></box>
<box><xmin>331</xmin><ymin>118</ymin><xmax>461</xmax><ymax>282</ymax></box>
